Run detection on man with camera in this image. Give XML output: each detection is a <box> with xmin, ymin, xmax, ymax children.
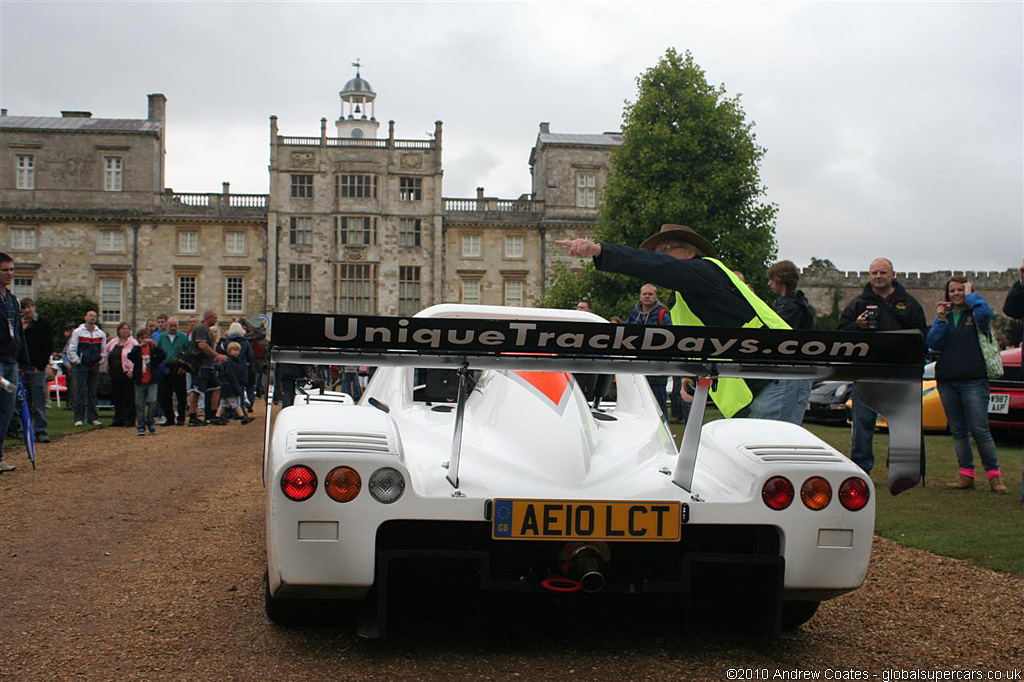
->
<box><xmin>838</xmin><ymin>257</ymin><xmax>927</xmax><ymax>473</ymax></box>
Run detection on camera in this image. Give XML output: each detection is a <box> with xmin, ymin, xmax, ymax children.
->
<box><xmin>864</xmin><ymin>304</ymin><xmax>878</xmax><ymax>331</ymax></box>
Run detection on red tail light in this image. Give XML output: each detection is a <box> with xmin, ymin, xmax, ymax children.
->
<box><xmin>762</xmin><ymin>476</ymin><xmax>794</xmax><ymax>510</ymax></box>
<box><xmin>838</xmin><ymin>478</ymin><xmax>870</xmax><ymax>511</ymax></box>
<box><xmin>281</xmin><ymin>465</ymin><xmax>317</xmax><ymax>501</ymax></box>
<box><xmin>800</xmin><ymin>477</ymin><xmax>832</xmax><ymax>511</ymax></box>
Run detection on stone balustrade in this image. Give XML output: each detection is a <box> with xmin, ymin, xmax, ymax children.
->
<box><xmin>278</xmin><ymin>136</ymin><xmax>434</xmax><ymax>150</ymax></box>
<box><xmin>161</xmin><ymin>191</ymin><xmax>267</xmax><ymax>216</ymax></box>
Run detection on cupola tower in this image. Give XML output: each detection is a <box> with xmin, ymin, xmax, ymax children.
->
<box><xmin>336</xmin><ymin>60</ymin><xmax>378</xmax><ymax>139</ymax></box>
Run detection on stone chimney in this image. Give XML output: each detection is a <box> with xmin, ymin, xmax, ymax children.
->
<box><xmin>539</xmin><ymin>122</ymin><xmax>550</xmax><ymax>134</ymax></box>
<box><xmin>61</xmin><ymin>111</ymin><xmax>92</xmax><ymax>118</ymax></box>
<box><xmin>476</xmin><ymin>187</ymin><xmax>485</xmax><ymax>200</ymax></box>
<box><xmin>222</xmin><ymin>182</ymin><xmax>231</xmax><ymax>195</ymax></box>
<box><xmin>147</xmin><ymin>93</ymin><xmax>166</xmax><ymax>122</ymax></box>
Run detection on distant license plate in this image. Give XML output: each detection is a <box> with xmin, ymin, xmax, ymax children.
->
<box><xmin>989</xmin><ymin>394</ymin><xmax>1010</xmax><ymax>414</ymax></box>
<box><xmin>491</xmin><ymin>499</ymin><xmax>684</xmax><ymax>542</ymax></box>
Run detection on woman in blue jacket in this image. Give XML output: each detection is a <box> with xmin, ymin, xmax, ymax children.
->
<box><xmin>926</xmin><ymin>276</ymin><xmax>1007</xmax><ymax>494</ymax></box>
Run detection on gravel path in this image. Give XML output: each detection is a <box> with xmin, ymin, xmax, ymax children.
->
<box><xmin>1</xmin><ymin>406</ymin><xmax>1021</xmax><ymax>681</ymax></box>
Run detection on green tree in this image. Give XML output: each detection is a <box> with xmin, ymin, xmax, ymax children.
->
<box><xmin>805</xmin><ymin>257</ymin><xmax>839</xmax><ymax>273</ymax></box>
<box><xmin>35</xmin><ymin>291</ymin><xmax>99</xmax><ymax>351</ymax></box>
<box><xmin>544</xmin><ymin>48</ymin><xmax>778</xmax><ymax>313</ymax></box>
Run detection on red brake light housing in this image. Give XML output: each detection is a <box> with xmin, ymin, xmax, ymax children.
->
<box><xmin>762</xmin><ymin>476</ymin><xmax>794</xmax><ymax>510</ymax></box>
<box><xmin>800</xmin><ymin>476</ymin><xmax>833</xmax><ymax>511</ymax></box>
<box><xmin>325</xmin><ymin>466</ymin><xmax>362</xmax><ymax>503</ymax></box>
<box><xmin>838</xmin><ymin>477</ymin><xmax>870</xmax><ymax>511</ymax></box>
<box><xmin>281</xmin><ymin>465</ymin><xmax>317</xmax><ymax>501</ymax></box>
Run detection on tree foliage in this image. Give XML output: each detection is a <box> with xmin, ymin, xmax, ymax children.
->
<box><xmin>805</xmin><ymin>257</ymin><xmax>839</xmax><ymax>273</ymax></box>
<box><xmin>544</xmin><ymin>48</ymin><xmax>778</xmax><ymax>315</ymax></box>
<box><xmin>35</xmin><ymin>291</ymin><xmax>99</xmax><ymax>351</ymax></box>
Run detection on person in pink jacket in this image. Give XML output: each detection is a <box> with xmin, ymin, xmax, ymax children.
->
<box><xmin>104</xmin><ymin>322</ymin><xmax>137</xmax><ymax>427</ymax></box>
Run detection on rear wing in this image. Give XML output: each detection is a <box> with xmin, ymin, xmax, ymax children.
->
<box><xmin>270</xmin><ymin>312</ymin><xmax>924</xmax><ymax>495</ymax></box>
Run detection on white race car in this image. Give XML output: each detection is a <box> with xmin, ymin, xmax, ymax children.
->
<box><xmin>263</xmin><ymin>305</ymin><xmax>922</xmax><ymax>636</ymax></box>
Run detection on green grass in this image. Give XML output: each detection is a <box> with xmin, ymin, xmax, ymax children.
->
<box><xmin>670</xmin><ymin>416</ymin><xmax>1024</xmax><ymax>575</ymax></box>
<box><xmin>6</xmin><ymin>402</ymin><xmax>107</xmax><ymax>449</ymax></box>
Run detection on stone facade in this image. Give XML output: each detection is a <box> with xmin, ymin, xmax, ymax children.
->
<box><xmin>7</xmin><ymin>81</ymin><xmax>1014</xmax><ymax>328</ymax></box>
<box><xmin>267</xmin><ymin>115</ymin><xmax>443</xmax><ymax>316</ymax></box>
<box><xmin>0</xmin><ymin>95</ymin><xmax>267</xmax><ymax>332</ymax></box>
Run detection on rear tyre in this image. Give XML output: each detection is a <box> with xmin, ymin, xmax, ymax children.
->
<box><xmin>781</xmin><ymin>600</ymin><xmax>820</xmax><ymax>630</ymax></box>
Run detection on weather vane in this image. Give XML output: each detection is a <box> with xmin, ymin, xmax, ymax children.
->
<box><xmin>351</xmin><ymin>58</ymin><xmax>362</xmax><ymax>76</ymax></box>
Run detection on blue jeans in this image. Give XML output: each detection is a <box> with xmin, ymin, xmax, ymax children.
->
<box><xmin>134</xmin><ymin>383</ymin><xmax>158</xmax><ymax>429</ymax></box>
<box><xmin>23</xmin><ymin>366</ymin><xmax>48</xmax><ymax>438</ymax></box>
<box><xmin>937</xmin><ymin>378</ymin><xmax>1000</xmax><ymax>475</ymax></box>
<box><xmin>787</xmin><ymin>380</ymin><xmax>813</xmax><ymax>425</ymax></box>
<box><xmin>850</xmin><ymin>385</ymin><xmax>878</xmax><ymax>473</ymax></box>
<box><xmin>648</xmin><ymin>378</ymin><xmax>668</xmax><ymax>419</ymax></box>
<box><xmin>73</xmin><ymin>365</ymin><xmax>100</xmax><ymax>423</ymax></box>
<box><xmin>0</xmin><ymin>361</ymin><xmax>18</xmax><ymax>461</ymax></box>
<box><xmin>749</xmin><ymin>380</ymin><xmax>793</xmax><ymax>421</ymax></box>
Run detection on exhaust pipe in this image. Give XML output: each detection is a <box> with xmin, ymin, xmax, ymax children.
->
<box><xmin>558</xmin><ymin>543</ymin><xmax>609</xmax><ymax>594</ymax></box>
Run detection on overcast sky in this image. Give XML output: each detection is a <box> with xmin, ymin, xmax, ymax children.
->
<box><xmin>2</xmin><ymin>1</ymin><xmax>1021</xmax><ymax>274</ymax></box>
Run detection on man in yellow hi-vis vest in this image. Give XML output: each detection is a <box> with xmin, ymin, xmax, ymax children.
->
<box><xmin>557</xmin><ymin>224</ymin><xmax>793</xmax><ymax>419</ymax></box>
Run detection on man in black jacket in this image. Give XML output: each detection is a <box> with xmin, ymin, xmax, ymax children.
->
<box><xmin>20</xmin><ymin>298</ymin><xmax>53</xmax><ymax>443</ymax></box>
<box><xmin>0</xmin><ymin>253</ymin><xmax>31</xmax><ymax>473</ymax></box>
<box><xmin>838</xmin><ymin>257</ymin><xmax>927</xmax><ymax>473</ymax></box>
<box><xmin>1004</xmin><ymin>260</ymin><xmax>1024</xmax><ymax>322</ymax></box>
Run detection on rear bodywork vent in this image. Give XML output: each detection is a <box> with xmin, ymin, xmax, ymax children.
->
<box><xmin>289</xmin><ymin>431</ymin><xmax>393</xmax><ymax>455</ymax></box>
<box><xmin>743</xmin><ymin>445</ymin><xmax>843</xmax><ymax>464</ymax></box>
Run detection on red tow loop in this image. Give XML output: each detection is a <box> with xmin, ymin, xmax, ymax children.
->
<box><xmin>541</xmin><ymin>576</ymin><xmax>582</xmax><ymax>592</ymax></box>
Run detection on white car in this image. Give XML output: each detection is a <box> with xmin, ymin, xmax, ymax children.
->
<box><xmin>263</xmin><ymin>305</ymin><xmax>923</xmax><ymax>636</ymax></box>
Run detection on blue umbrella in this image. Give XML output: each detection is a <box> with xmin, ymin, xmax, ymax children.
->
<box><xmin>17</xmin><ymin>380</ymin><xmax>35</xmax><ymax>469</ymax></box>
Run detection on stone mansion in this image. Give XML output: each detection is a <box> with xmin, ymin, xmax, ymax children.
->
<box><xmin>2</xmin><ymin>70</ymin><xmax>1014</xmax><ymax>332</ymax></box>
<box><xmin>0</xmin><ymin>70</ymin><xmax>620</xmax><ymax>331</ymax></box>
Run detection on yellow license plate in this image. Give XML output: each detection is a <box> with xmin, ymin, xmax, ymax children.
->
<box><xmin>491</xmin><ymin>499</ymin><xmax>682</xmax><ymax>542</ymax></box>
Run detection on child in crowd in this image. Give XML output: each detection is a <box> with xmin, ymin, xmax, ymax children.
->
<box><xmin>127</xmin><ymin>329</ymin><xmax>166</xmax><ymax>436</ymax></box>
<box><xmin>212</xmin><ymin>341</ymin><xmax>254</xmax><ymax>426</ymax></box>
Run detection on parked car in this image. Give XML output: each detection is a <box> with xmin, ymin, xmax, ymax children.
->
<box><xmin>804</xmin><ymin>381</ymin><xmax>853</xmax><ymax>425</ymax></box>
<box><xmin>855</xmin><ymin>349</ymin><xmax>1023</xmax><ymax>432</ymax></box>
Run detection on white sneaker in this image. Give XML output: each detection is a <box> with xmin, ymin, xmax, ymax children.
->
<box><xmin>74</xmin><ymin>421</ymin><xmax>83</xmax><ymax>427</ymax></box>
<box><xmin>90</xmin><ymin>420</ymin><xmax>103</xmax><ymax>426</ymax></box>
<box><xmin>0</xmin><ymin>460</ymin><xmax>15</xmax><ymax>473</ymax></box>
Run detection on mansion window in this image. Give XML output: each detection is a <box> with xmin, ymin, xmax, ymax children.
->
<box><xmin>225</xmin><ymin>276</ymin><xmax>244</xmax><ymax>314</ymax></box>
<box><xmin>178</xmin><ymin>230</ymin><xmax>199</xmax><ymax>254</ymax></box>
<box><xmin>10</xmin><ymin>227</ymin><xmax>37</xmax><ymax>251</ymax></box>
<box><xmin>225</xmin><ymin>231</ymin><xmax>246</xmax><ymax>255</ymax></box>
<box><xmin>100</xmin><ymin>229</ymin><xmax>125</xmax><ymax>252</ymax></box>
<box><xmin>504</xmin><ymin>279</ymin><xmax>524</xmax><ymax>307</ymax></box>
<box><xmin>461</xmin><ymin>279</ymin><xmax>481</xmax><ymax>305</ymax></box>
<box><xmin>104</xmin><ymin>156</ymin><xmax>123</xmax><ymax>192</ymax></box>
<box><xmin>15</xmin><ymin>154</ymin><xmax>34</xmax><ymax>190</ymax></box>
<box><xmin>461</xmin><ymin>234</ymin><xmax>481</xmax><ymax>258</ymax></box>
<box><xmin>333</xmin><ymin>263</ymin><xmax>377</xmax><ymax>314</ymax></box>
<box><xmin>288</xmin><ymin>264</ymin><xmax>311</xmax><ymax>312</ymax></box>
<box><xmin>290</xmin><ymin>216</ymin><xmax>313</xmax><ymax>246</ymax></box>
<box><xmin>334</xmin><ymin>216</ymin><xmax>377</xmax><ymax>246</ymax></box>
<box><xmin>178</xmin><ymin>275</ymin><xmax>197</xmax><ymax>313</ymax></box>
<box><xmin>398</xmin><ymin>177</ymin><xmax>422</xmax><ymax>202</ymax></box>
<box><xmin>398</xmin><ymin>218</ymin><xmax>421</xmax><ymax>247</ymax></box>
<box><xmin>576</xmin><ymin>171</ymin><xmax>596</xmax><ymax>208</ymax></box>
<box><xmin>398</xmin><ymin>266</ymin><xmax>421</xmax><ymax>316</ymax></box>
<box><xmin>12</xmin><ymin>277</ymin><xmax>34</xmax><ymax>300</ymax></box>
<box><xmin>338</xmin><ymin>174</ymin><xmax>378</xmax><ymax>199</ymax></box>
<box><xmin>504</xmin><ymin>235</ymin><xmax>523</xmax><ymax>259</ymax></box>
<box><xmin>99</xmin><ymin>278</ymin><xmax>123</xmax><ymax>324</ymax></box>
<box><xmin>291</xmin><ymin>174</ymin><xmax>313</xmax><ymax>199</ymax></box>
